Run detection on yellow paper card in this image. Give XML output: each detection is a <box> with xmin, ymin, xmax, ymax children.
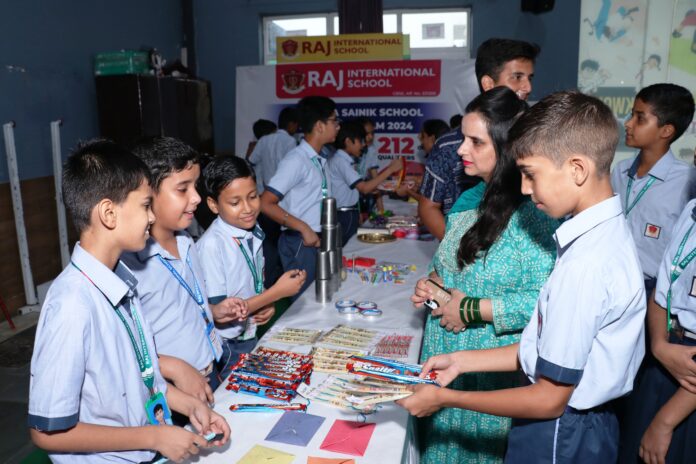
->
<box><xmin>237</xmin><ymin>445</ymin><xmax>295</xmax><ymax>464</ymax></box>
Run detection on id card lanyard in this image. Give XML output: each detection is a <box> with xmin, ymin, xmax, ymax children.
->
<box><xmin>666</xmin><ymin>219</ymin><xmax>696</xmax><ymax>331</ymax></box>
<box><xmin>310</xmin><ymin>157</ymin><xmax>328</xmax><ymax>201</ymax></box>
<box><xmin>70</xmin><ymin>261</ymin><xmax>156</xmax><ymax>396</ymax></box>
<box><xmin>157</xmin><ymin>253</ymin><xmax>222</xmax><ymax>361</ymax></box>
<box><xmin>624</xmin><ymin>175</ymin><xmax>656</xmax><ymax>216</ymax></box>
<box><xmin>232</xmin><ymin>237</ymin><xmax>263</xmax><ymax>295</ymax></box>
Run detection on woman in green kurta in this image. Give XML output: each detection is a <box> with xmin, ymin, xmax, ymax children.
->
<box><xmin>414</xmin><ymin>88</ymin><xmax>559</xmax><ymax>463</ymax></box>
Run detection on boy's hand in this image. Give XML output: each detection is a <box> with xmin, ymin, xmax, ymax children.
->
<box><xmin>639</xmin><ymin>419</ymin><xmax>673</xmax><ymax>464</ymax></box>
<box><xmin>432</xmin><ymin>288</ymin><xmax>466</xmax><ymax>333</ymax></box>
<box><xmin>273</xmin><ymin>269</ymin><xmax>307</xmax><ymax>298</ymax></box>
<box><xmin>162</xmin><ymin>357</ymin><xmax>214</xmax><ymax>405</ymax></box>
<box><xmin>187</xmin><ymin>399</ymin><xmax>231</xmax><ymax>444</ymax></box>
<box><xmin>395</xmin><ymin>384</ymin><xmax>442</xmax><ymax>418</ymax></box>
<box><xmin>388</xmin><ymin>156</ymin><xmax>404</xmax><ymax>174</ymax></box>
<box><xmin>654</xmin><ymin>342</ymin><xmax>696</xmax><ymax>393</ymax></box>
<box><xmin>154</xmin><ymin>425</ymin><xmax>208</xmax><ymax>462</ymax></box>
<box><xmin>211</xmin><ymin>297</ymin><xmax>248</xmax><ymax>324</ymax></box>
<box><xmin>421</xmin><ymin>353</ymin><xmax>461</xmax><ymax>387</ymax></box>
<box><xmin>300</xmin><ymin>226</ymin><xmax>321</xmax><ymax>247</ymax></box>
<box><xmin>253</xmin><ymin>305</ymin><xmax>275</xmax><ymax>325</ymax></box>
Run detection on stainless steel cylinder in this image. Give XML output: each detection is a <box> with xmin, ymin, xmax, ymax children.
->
<box><xmin>321</xmin><ymin>225</ymin><xmax>339</xmax><ymax>252</ymax></box>
<box><xmin>316</xmin><ymin>250</ymin><xmax>331</xmax><ymax>280</ymax></box>
<box><xmin>321</xmin><ymin>197</ymin><xmax>337</xmax><ymax>227</ymax></box>
<box><xmin>315</xmin><ymin>279</ymin><xmax>332</xmax><ymax>303</ymax></box>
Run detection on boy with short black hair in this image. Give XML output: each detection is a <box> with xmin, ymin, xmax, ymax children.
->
<box><xmin>611</xmin><ymin>83</ymin><xmax>696</xmax><ymax>294</ymax></box>
<box><xmin>398</xmin><ymin>91</ymin><xmax>646</xmax><ymax>463</ymax></box>
<box><xmin>122</xmin><ymin>137</ymin><xmax>248</xmax><ymax>395</ymax></box>
<box><xmin>329</xmin><ymin>120</ymin><xmax>403</xmax><ymax>244</ymax></box>
<box><xmin>260</xmin><ymin>96</ymin><xmax>339</xmax><ymax>296</ymax></box>
<box><xmin>28</xmin><ymin>139</ymin><xmax>229</xmax><ymax>463</ymax></box>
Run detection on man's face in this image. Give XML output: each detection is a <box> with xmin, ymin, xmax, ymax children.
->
<box><xmin>487</xmin><ymin>58</ymin><xmax>535</xmax><ymax>100</ymax></box>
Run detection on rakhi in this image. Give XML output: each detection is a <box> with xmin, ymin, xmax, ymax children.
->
<box><xmin>229</xmin><ymin>403</ymin><xmax>307</xmax><ymax>412</ymax></box>
<box><xmin>226</xmin><ymin>382</ymin><xmax>297</xmax><ymax>402</ymax></box>
<box><xmin>346</xmin><ymin>355</ymin><xmax>439</xmax><ymax>385</ymax></box>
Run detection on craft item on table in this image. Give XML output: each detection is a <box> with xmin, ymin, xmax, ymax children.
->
<box><xmin>335</xmin><ymin>299</ymin><xmax>358</xmax><ymax>315</ymax></box>
<box><xmin>226</xmin><ymin>382</ymin><xmax>296</xmax><ymax>402</ymax></box>
<box><xmin>368</xmin><ymin>209</ymin><xmax>393</xmax><ymax>226</ymax></box>
<box><xmin>264</xmin><ymin>410</ymin><xmax>326</xmax><ymax>447</ymax></box>
<box><xmin>371</xmin><ymin>334</ymin><xmax>414</xmax><ymax>359</ymax></box>
<box><xmin>359</xmin><ymin>308</ymin><xmax>382</xmax><ymax>319</ymax></box>
<box><xmin>356</xmin><ymin>226</ymin><xmax>390</xmax><ymax>236</ymax></box>
<box><xmin>266</xmin><ymin>327</ymin><xmax>323</xmax><ymax>345</ymax></box>
<box><xmin>237</xmin><ymin>444</ymin><xmax>295</xmax><ymax>464</ymax></box>
<box><xmin>356</xmin><ymin>232</ymin><xmax>396</xmax><ymax>244</ymax></box>
<box><xmin>319</xmin><ymin>325</ymin><xmax>380</xmax><ymax>350</ymax></box>
<box><xmin>298</xmin><ymin>376</ymin><xmax>410</xmax><ymax>411</ymax></box>
<box><xmin>229</xmin><ymin>403</ymin><xmax>307</xmax><ymax>413</ymax></box>
<box><xmin>307</xmin><ymin>457</ymin><xmax>356</xmax><ymax>464</ymax></box>
<box><xmin>312</xmin><ymin>347</ymin><xmax>366</xmax><ymax>374</ymax></box>
<box><xmin>346</xmin><ymin>355</ymin><xmax>439</xmax><ymax>385</ymax></box>
<box><xmin>320</xmin><ymin>419</ymin><xmax>377</xmax><ymax>456</ymax></box>
<box><xmin>343</xmin><ymin>256</ymin><xmax>376</xmax><ymax>270</ymax></box>
<box><xmin>377</xmin><ymin>164</ymin><xmax>405</xmax><ymax>192</ymax></box>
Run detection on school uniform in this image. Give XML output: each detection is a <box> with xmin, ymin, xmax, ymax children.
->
<box><xmin>248</xmin><ymin>129</ymin><xmax>297</xmax><ymax>193</ymax></box>
<box><xmin>121</xmin><ymin>232</ymin><xmax>224</xmax><ymax>390</ymax></box>
<box><xmin>618</xmin><ymin>199</ymin><xmax>696</xmax><ymax>464</ymax></box>
<box><xmin>357</xmin><ymin>145</ymin><xmax>380</xmax><ymax>215</ymax></box>
<box><xmin>508</xmin><ymin>195</ymin><xmax>646</xmax><ymax>464</ymax></box>
<box><xmin>328</xmin><ymin>148</ymin><xmax>361</xmax><ymax>246</ymax></box>
<box><xmin>196</xmin><ymin>217</ymin><xmax>265</xmax><ymax>378</ymax></box>
<box><xmin>611</xmin><ymin>150</ymin><xmax>695</xmax><ymax>291</ymax></box>
<box><xmin>28</xmin><ymin>244</ymin><xmax>169</xmax><ymax>463</ymax></box>
<box><xmin>265</xmin><ymin>139</ymin><xmax>331</xmax><ymax>296</ymax></box>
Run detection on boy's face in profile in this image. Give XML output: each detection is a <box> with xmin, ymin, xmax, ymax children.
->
<box><xmin>624</xmin><ymin>98</ymin><xmax>663</xmax><ymax>149</ymax></box>
<box><xmin>345</xmin><ymin>137</ymin><xmax>366</xmax><ymax>158</ymax></box>
<box><xmin>493</xmin><ymin>58</ymin><xmax>534</xmax><ymax>101</ymax></box>
<box><xmin>152</xmin><ymin>163</ymin><xmax>201</xmax><ymax>233</ymax></box>
<box><xmin>517</xmin><ymin>155</ymin><xmax>577</xmax><ymax>219</ymax></box>
<box><xmin>114</xmin><ymin>179</ymin><xmax>155</xmax><ymax>252</ymax></box>
<box><xmin>208</xmin><ymin>176</ymin><xmax>260</xmax><ymax>230</ymax></box>
<box><xmin>318</xmin><ymin>111</ymin><xmax>341</xmax><ymax>144</ymax></box>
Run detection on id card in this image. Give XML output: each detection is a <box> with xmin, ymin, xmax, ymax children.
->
<box><xmin>145</xmin><ymin>391</ymin><xmax>173</xmax><ymax>425</ymax></box>
<box><xmin>207</xmin><ymin>321</ymin><xmax>223</xmax><ymax>362</ymax></box>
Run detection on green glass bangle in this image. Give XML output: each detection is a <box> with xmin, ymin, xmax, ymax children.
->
<box><xmin>459</xmin><ymin>297</ymin><xmax>468</xmax><ymax>324</ymax></box>
<box><xmin>471</xmin><ymin>298</ymin><xmax>483</xmax><ymax>323</ymax></box>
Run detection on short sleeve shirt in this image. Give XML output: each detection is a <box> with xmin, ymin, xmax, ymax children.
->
<box><xmin>518</xmin><ymin>196</ymin><xmax>646</xmax><ymax>409</ymax></box>
<box><xmin>328</xmin><ymin>149</ymin><xmax>362</xmax><ymax>208</ymax></box>
<box><xmin>357</xmin><ymin>145</ymin><xmax>380</xmax><ymax>179</ymax></box>
<box><xmin>611</xmin><ymin>150</ymin><xmax>696</xmax><ymax>279</ymax></box>
<box><xmin>249</xmin><ymin>129</ymin><xmax>297</xmax><ymax>193</ymax></box>
<box><xmin>28</xmin><ymin>244</ymin><xmax>168</xmax><ymax>463</ymax></box>
<box><xmin>654</xmin><ymin>199</ymin><xmax>696</xmax><ymax>332</ymax></box>
<box><xmin>121</xmin><ymin>232</ymin><xmax>222</xmax><ymax>371</ymax></box>
<box><xmin>196</xmin><ymin>217</ymin><xmax>265</xmax><ymax>340</ymax></box>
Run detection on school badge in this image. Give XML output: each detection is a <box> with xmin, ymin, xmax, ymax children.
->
<box><xmin>281</xmin><ymin>39</ymin><xmax>299</xmax><ymax>60</ymax></box>
<box><xmin>280</xmin><ymin>69</ymin><xmax>306</xmax><ymax>94</ymax></box>
<box><xmin>644</xmin><ymin>223</ymin><xmax>661</xmax><ymax>239</ymax></box>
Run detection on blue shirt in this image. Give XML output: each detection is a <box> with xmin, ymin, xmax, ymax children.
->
<box><xmin>266</xmin><ymin>140</ymin><xmax>331</xmax><ymax>232</ymax></box>
<box><xmin>655</xmin><ymin>199</ymin><xmax>696</xmax><ymax>332</ymax></box>
<box><xmin>611</xmin><ymin>150</ymin><xmax>696</xmax><ymax>279</ymax></box>
<box><xmin>419</xmin><ymin>129</ymin><xmax>480</xmax><ymax>215</ymax></box>
<box><xmin>518</xmin><ymin>195</ymin><xmax>646</xmax><ymax>409</ymax></box>
<box><xmin>196</xmin><ymin>217</ymin><xmax>265</xmax><ymax>340</ymax></box>
<box><xmin>357</xmin><ymin>145</ymin><xmax>380</xmax><ymax>179</ymax></box>
<box><xmin>328</xmin><ymin>149</ymin><xmax>362</xmax><ymax>208</ymax></box>
<box><xmin>249</xmin><ymin>129</ymin><xmax>297</xmax><ymax>193</ymax></box>
<box><xmin>29</xmin><ymin>244</ymin><xmax>168</xmax><ymax>463</ymax></box>
<box><xmin>121</xmin><ymin>232</ymin><xmax>222</xmax><ymax>371</ymax></box>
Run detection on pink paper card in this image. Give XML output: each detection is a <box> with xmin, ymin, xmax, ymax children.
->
<box><xmin>319</xmin><ymin>420</ymin><xmax>376</xmax><ymax>456</ymax></box>
<box><xmin>307</xmin><ymin>458</ymin><xmax>355</xmax><ymax>464</ymax></box>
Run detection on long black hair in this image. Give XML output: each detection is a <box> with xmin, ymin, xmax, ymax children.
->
<box><xmin>457</xmin><ymin>87</ymin><xmax>528</xmax><ymax>268</ymax></box>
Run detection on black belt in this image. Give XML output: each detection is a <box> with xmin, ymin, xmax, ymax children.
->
<box><xmin>671</xmin><ymin>317</ymin><xmax>696</xmax><ymax>341</ymax></box>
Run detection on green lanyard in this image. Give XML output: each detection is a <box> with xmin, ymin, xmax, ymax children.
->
<box><xmin>666</xmin><ymin>221</ymin><xmax>696</xmax><ymax>331</ymax></box>
<box><xmin>71</xmin><ymin>262</ymin><xmax>155</xmax><ymax>395</ymax></box>
<box><xmin>310</xmin><ymin>157</ymin><xmax>328</xmax><ymax>200</ymax></box>
<box><xmin>624</xmin><ymin>175</ymin><xmax>656</xmax><ymax>216</ymax></box>
<box><xmin>232</xmin><ymin>237</ymin><xmax>263</xmax><ymax>295</ymax></box>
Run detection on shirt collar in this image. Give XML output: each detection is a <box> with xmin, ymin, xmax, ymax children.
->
<box><xmin>298</xmin><ymin>139</ymin><xmax>321</xmax><ymax>160</ymax></box>
<box><xmin>554</xmin><ymin>195</ymin><xmax>623</xmax><ymax>250</ymax></box>
<box><xmin>136</xmin><ymin>231</ymin><xmax>191</xmax><ymax>261</ymax></box>
<box><xmin>626</xmin><ymin>149</ymin><xmax>675</xmax><ymax>181</ymax></box>
<box><xmin>336</xmin><ymin>149</ymin><xmax>356</xmax><ymax>165</ymax></box>
<box><xmin>71</xmin><ymin>243</ymin><xmax>137</xmax><ymax>306</ymax></box>
<box><xmin>213</xmin><ymin>216</ymin><xmax>265</xmax><ymax>241</ymax></box>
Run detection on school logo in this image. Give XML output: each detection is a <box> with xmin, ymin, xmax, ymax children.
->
<box><xmin>281</xmin><ymin>39</ymin><xmax>299</xmax><ymax>59</ymax></box>
<box><xmin>280</xmin><ymin>69</ymin><xmax>306</xmax><ymax>94</ymax></box>
<box><xmin>690</xmin><ymin>276</ymin><xmax>696</xmax><ymax>298</ymax></box>
<box><xmin>644</xmin><ymin>223</ymin><xmax>661</xmax><ymax>239</ymax></box>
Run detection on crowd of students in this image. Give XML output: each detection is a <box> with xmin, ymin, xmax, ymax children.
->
<box><xmin>25</xmin><ymin>35</ymin><xmax>695</xmax><ymax>464</ymax></box>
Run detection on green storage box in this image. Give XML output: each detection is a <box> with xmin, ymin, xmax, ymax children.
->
<box><xmin>94</xmin><ymin>50</ymin><xmax>150</xmax><ymax>76</ymax></box>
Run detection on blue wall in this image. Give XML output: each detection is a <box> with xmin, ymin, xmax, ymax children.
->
<box><xmin>0</xmin><ymin>0</ymin><xmax>183</xmax><ymax>182</ymax></box>
<box><xmin>194</xmin><ymin>0</ymin><xmax>582</xmax><ymax>155</ymax></box>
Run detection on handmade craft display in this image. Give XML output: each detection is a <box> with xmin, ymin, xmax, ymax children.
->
<box><xmin>298</xmin><ymin>375</ymin><xmax>411</xmax><ymax>412</ymax></box>
<box><xmin>318</xmin><ymin>325</ymin><xmax>380</xmax><ymax>351</ymax></box>
<box><xmin>312</xmin><ymin>346</ymin><xmax>365</xmax><ymax>374</ymax></box>
<box><xmin>266</xmin><ymin>327</ymin><xmax>323</xmax><ymax>345</ymax></box>
<box><xmin>353</xmin><ymin>261</ymin><xmax>416</xmax><ymax>286</ymax></box>
<box><xmin>229</xmin><ymin>403</ymin><xmax>307</xmax><ymax>413</ymax></box>
<box><xmin>346</xmin><ymin>355</ymin><xmax>439</xmax><ymax>385</ymax></box>
<box><xmin>371</xmin><ymin>334</ymin><xmax>414</xmax><ymax>359</ymax></box>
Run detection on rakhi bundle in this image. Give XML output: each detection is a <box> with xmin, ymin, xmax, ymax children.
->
<box><xmin>346</xmin><ymin>355</ymin><xmax>439</xmax><ymax>385</ymax></box>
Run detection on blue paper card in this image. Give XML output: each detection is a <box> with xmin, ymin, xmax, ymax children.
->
<box><xmin>265</xmin><ymin>410</ymin><xmax>326</xmax><ymax>447</ymax></box>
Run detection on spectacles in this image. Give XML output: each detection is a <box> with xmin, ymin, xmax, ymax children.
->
<box><xmin>325</xmin><ymin>117</ymin><xmax>342</xmax><ymax>125</ymax></box>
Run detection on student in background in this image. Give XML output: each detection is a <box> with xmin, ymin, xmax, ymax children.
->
<box><xmin>356</xmin><ymin>117</ymin><xmax>383</xmax><ymax>215</ymax></box>
<box><xmin>198</xmin><ymin>155</ymin><xmax>306</xmax><ymax>377</ymax></box>
<box><xmin>245</xmin><ymin>119</ymin><xmax>277</xmax><ymax>159</ymax></box>
<box><xmin>28</xmin><ymin>140</ymin><xmax>229</xmax><ymax>463</ymax></box>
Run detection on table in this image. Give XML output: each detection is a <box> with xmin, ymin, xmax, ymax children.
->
<box><xmin>195</xmin><ymin>201</ymin><xmax>437</xmax><ymax>464</ymax></box>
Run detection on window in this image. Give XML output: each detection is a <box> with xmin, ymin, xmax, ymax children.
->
<box><xmin>263</xmin><ymin>8</ymin><xmax>470</xmax><ymax>64</ymax></box>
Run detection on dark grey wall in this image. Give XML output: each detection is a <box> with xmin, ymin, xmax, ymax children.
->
<box><xmin>0</xmin><ymin>0</ymin><xmax>183</xmax><ymax>182</ymax></box>
<box><xmin>194</xmin><ymin>0</ymin><xmax>581</xmax><ymax>154</ymax></box>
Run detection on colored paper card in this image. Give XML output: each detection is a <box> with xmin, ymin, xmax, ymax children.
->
<box><xmin>237</xmin><ymin>445</ymin><xmax>294</xmax><ymax>464</ymax></box>
<box><xmin>307</xmin><ymin>458</ymin><xmax>356</xmax><ymax>464</ymax></box>
<box><xmin>319</xmin><ymin>419</ymin><xmax>376</xmax><ymax>456</ymax></box>
<box><xmin>265</xmin><ymin>410</ymin><xmax>326</xmax><ymax>447</ymax></box>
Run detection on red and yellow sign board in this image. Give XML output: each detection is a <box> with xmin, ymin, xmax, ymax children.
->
<box><xmin>276</xmin><ymin>33</ymin><xmax>409</xmax><ymax>64</ymax></box>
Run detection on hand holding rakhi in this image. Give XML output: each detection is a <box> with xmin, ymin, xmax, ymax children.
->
<box><xmin>395</xmin><ymin>384</ymin><xmax>442</xmax><ymax>418</ymax></box>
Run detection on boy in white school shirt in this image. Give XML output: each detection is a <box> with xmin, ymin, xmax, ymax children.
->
<box><xmin>197</xmin><ymin>155</ymin><xmax>306</xmax><ymax>377</ymax></box>
<box><xmin>399</xmin><ymin>91</ymin><xmax>646</xmax><ymax>463</ymax></box>
<box><xmin>28</xmin><ymin>140</ymin><xmax>229</xmax><ymax>463</ymax></box>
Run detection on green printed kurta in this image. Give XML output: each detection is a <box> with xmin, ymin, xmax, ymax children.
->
<box><xmin>420</xmin><ymin>199</ymin><xmax>558</xmax><ymax>464</ymax></box>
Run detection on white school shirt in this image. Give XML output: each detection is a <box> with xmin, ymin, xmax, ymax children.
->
<box><xmin>265</xmin><ymin>139</ymin><xmax>331</xmax><ymax>232</ymax></box>
<box><xmin>28</xmin><ymin>244</ymin><xmax>168</xmax><ymax>463</ymax></box>
<box><xmin>328</xmin><ymin>149</ymin><xmax>362</xmax><ymax>208</ymax></box>
<box><xmin>518</xmin><ymin>195</ymin><xmax>646</xmax><ymax>410</ymax></box>
<box><xmin>196</xmin><ymin>217</ymin><xmax>265</xmax><ymax>340</ymax></box>
<box><xmin>249</xmin><ymin>129</ymin><xmax>297</xmax><ymax>193</ymax></box>
<box><xmin>121</xmin><ymin>232</ymin><xmax>222</xmax><ymax>371</ymax></box>
<box><xmin>611</xmin><ymin>150</ymin><xmax>695</xmax><ymax>279</ymax></box>
<box><xmin>655</xmin><ymin>199</ymin><xmax>696</xmax><ymax>332</ymax></box>
<box><xmin>357</xmin><ymin>145</ymin><xmax>380</xmax><ymax>179</ymax></box>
